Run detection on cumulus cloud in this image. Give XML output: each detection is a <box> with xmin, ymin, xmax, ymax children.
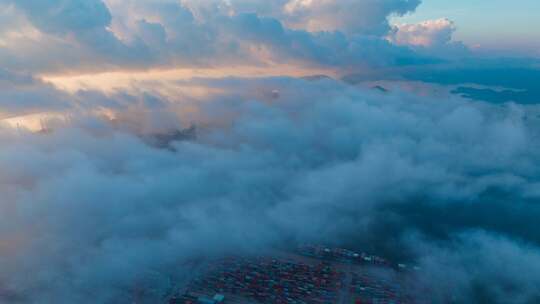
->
<box><xmin>388</xmin><ymin>18</ymin><xmax>469</xmax><ymax>59</ymax></box>
<box><xmin>10</xmin><ymin>0</ymin><xmax>112</xmax><ymax>34</ymax></box>
<box><xmin>0</xmin><ymin>0</ymin><xmax>429</xmax><ymax>73</ymax></box>
<box><xmin>283</xmin><ymin>0</ymin><xmax>420</xmax><ymax>35</ymax></box>
<box><xmin>391</xmin><ymin>18</ymin><xmax>456</xmax><ymax>48</ymax></box>
<box><xmin>180</xmin><ymin>0</ymin><xmax>421</xmax><ymax>36</ymax></box>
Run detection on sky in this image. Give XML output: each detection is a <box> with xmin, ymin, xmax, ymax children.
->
<box><xmin>1</xmin><ymin>1</ymin><xmax>540</xmax><ymax>303</ymax></box>
<box><xmin>393</xmin><ymin>0</ymin><xmax>540</xmax><ymax>55</ymax></box>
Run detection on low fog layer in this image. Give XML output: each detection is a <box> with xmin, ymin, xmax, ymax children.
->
<box><xmin>1</xmin><ymin>75</ymin><xmax>540</xmax><ymax>303</ymax></box>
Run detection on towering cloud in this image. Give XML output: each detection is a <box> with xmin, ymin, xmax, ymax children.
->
<box><xmin>0</xmin><ymin>0</ymin><xmax>429</xmax><ymax>73</ymax></box>
<box><xmin>391</xmin><ymin>18</ymin><xmax>456</xmax><ymax>48</ymax></box>
<box><xmin>388</xmin><ymin>18</ymin><xmax>468</xmax><ymax>58</ymax></box>
<box><xmin>283</xmin><ymin>0</ymin><xmax>420</xmax><ymax>35</ymax></box>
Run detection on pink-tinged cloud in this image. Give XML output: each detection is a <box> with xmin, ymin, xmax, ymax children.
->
<box><xmin>282</xmin><ymin>0</ymin><xmax>420</xmax><ymax>35</ymax></box>
<box><xmin>391</xmin><ymin>18</ymin><xmax>456</xmax><ymax>48</ymax></box>
<box><xmin>0</xmin><ymin>0</ymin><xmax>425</xmax><ymax>74</ymax></box>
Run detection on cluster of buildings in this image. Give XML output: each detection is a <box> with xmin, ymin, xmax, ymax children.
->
<box><xmin>167</xmin><ymin>245</ymin><xmax>423</xmax><ymax>304</ymax></box>
<box><xmin>168</xmin><ymin>293</ymin><xmax>225</xmax><ymax>304</ymax></box>
<box><xmin>169</xmin><ymin>257</ymin><xmax>343</xmax><ymax>304</ymax></box>
<box><xmin>350</xmin><ymin>271</ymin><xmax>413</xmax><ymax>304</ymax></box>
<box><xmin>296</xmin><ymin>244</ymin><xmax>390</xmax><ymax>267</ymax></box>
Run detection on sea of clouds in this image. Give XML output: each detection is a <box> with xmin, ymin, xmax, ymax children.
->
<box><xmin>1</xmin><ymin>74</ymin><xmax>539</xmax><ymax>303</ymax></box>
<box><xmin>1</xmin><ymin>0</ymin><xmax>540</xmax><ymax>303</ymax></box>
